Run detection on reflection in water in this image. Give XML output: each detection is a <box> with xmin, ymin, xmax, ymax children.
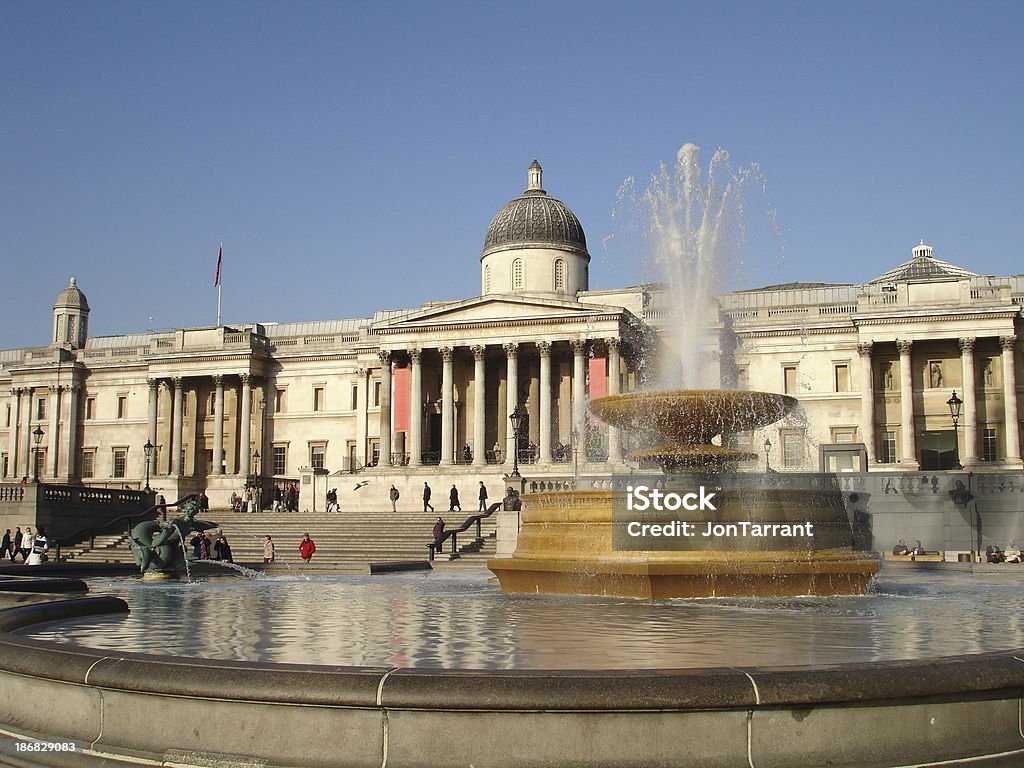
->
<box><xmin>19</xmin><ymin>571</ymin><xmax>1024</xmax><ymax>670</ymax></box>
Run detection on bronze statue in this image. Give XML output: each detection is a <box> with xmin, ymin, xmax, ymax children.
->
<box><xmin>128</xmin><ymin>498</ymin><xmax>218</xmax><ymax>579</ymax></box>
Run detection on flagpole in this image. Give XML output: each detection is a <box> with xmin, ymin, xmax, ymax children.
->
<box><xmin>215</xmin><ymin>241</ymin><xmax>223</xmax><ymax>326</ymax></box>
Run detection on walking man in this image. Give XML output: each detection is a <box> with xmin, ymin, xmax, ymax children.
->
<box><xmin>263</xmin><ymin>535</ymin><xmax>276</xmax><ymax>563</ymax></box>
<box><xmin>422</xmin><ymin>482</ymin><xmax>434</xmax><ymax>513</ymax></box>
<box><xmin>478</xmin><ymin>481</ymin><xmax>488</xmax><ymax>512</ymax></box>
<box><xmin>449</xmin><ymin>484</ymin><xmax>461</xmax><ymax>512</ymax></box>
<box><xmin>1</xmin><ymin>529</ymin><xmax>12</xmax><ymax>561</ymax></box>
<box><xmin>389</xmin><ymin>484</ymin><xmax>400</xmax><ymax>513</ymax></box>
<box><xmin>13</xmin><ymin>528</ymin><xmax>23</xmax><ymax>562</ymax></box>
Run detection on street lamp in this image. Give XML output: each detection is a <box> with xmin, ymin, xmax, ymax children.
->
<box><xmin>509</xmin><ymin>407</ymin><xmax>524</xmax><ymax>478</ymax></box>
<box><xmin>253</xmin><ymin>450</ymin><xmax>262</xmax><ymax>511</ymax></box>
<box><xmin>143</xmin><ymin>440</ymin><xmax>154</xmax><ymax>492</ymax></box>
<box><xmin>764</xmin><ymin>437</ymin><xmax>772</xmax><ymax>472</ymax></box>
<box><xmin>947</xmin><ymin>390</ymin><xmax>963</xmax><ymax>470</ymax></box>
<box><xmin>32</xmin><ymin>426</ymin><xmax>44</xmax><ymax>482</ymax></box>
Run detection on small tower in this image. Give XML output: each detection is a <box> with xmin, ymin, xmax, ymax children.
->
<box><xmin>52</xmin><ymin>277</ymin><xmax>90</xmax><ymax>349</ymax></box>
<box><xmin>526</xmin><ymin>158</ymin><xmax>545</xmax><ymax>194</ymax></box>
<box><xmin>912</xmin><ymin>239</ymin><xmax>933</xmax><ymax>260</ymax></box>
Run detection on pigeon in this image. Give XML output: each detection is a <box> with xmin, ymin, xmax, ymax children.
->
<box><xmin>353</xmin><ymin>481</ymin><xmax>370</xmax><ymax>491</ymax></box>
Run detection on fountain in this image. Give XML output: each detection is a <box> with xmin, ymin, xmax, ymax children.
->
<box><xmin>127</xmin><ymin>498</ymin><xmax>219</xmax><ymax>580</ymax></box>
<box><xmin>489</xmin><ymin>145</ymin><xmax>878</xmax><ymax>597</ymax></box>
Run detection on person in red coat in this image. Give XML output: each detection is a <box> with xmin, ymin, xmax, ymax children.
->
<box><xmin>299</xmin><ymin>533</ymin><xmax>316</xmax><ymax>563</ymax></box>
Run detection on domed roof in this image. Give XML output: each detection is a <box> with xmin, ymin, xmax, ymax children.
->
<box><xmin>482</xmin><ymin>161</ymin><xmax>588</xmax><ymax>258</ymax></box>
<box><xmin>53</xmin><ymin>277</ymin><xmax>90</xmax><ymax>311</ymax></box>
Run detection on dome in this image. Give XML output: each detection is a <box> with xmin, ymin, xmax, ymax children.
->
<box><xmin>54</xmin><ymin>276</ymin><xmax>90</xmax><ymax>311</ymax></box>
<box><xmin>482</xmin><ymin>161</ymin><xmax>589</xmax><ymax>259</ymax></box>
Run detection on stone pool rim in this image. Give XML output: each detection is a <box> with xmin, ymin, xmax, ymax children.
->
<box><xmin>2</xmin><ymin>579</ymin><xmax>1024</xmax><ymax>767</ymax></box>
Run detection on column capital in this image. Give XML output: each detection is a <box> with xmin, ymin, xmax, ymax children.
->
<box><xmin>147</xmin><ymin>378</ymin><xmax>159</xmax><ymax>390</ymax></box>
<box><xmin>856</xmin><ymin>341</ymin><xmax>873</xmax><ymax>357</ymax></box>
<box><xmin>570</xmin><ymin>338</ymin><xmax>587</xmax><ymax>355</ymax></box>
<box><xmin>355</xmin><ymin>365</ymin><xmax>367</xmax><ymax>378</ymax></box>
<box><xmin>171</xmin><ymin>376</ymin><xmax>183</xmax><ymax>387</ymax></box>
<box><xmin>503</xmin><ymin>342</ymin><xmax>518</xmax><ymax>359</ymax></box>
<box><xmin>408</xmin><ymin>347</ymin><xmax>422</xmax><ymax>363</ymax></box>
<box><xmin>377</xmin><ymin>349</ymin><xmax>392</xmax><ymax>365</ymax></box>
<box><xmin>537</xmin><ymin>340</ymin><xmax>552</xmax><ymax>357</ymax></box>
<box><xmin>470</xmin><ymin>344</ymin><xmax>486</xmax><ymax>361</ymax></box>
<box><xmin>605</xmin><ymin>337</ymin><xmax>620</xmax><ymax>353</ymax></box>
<box><xmin>439</xmin><ymin>346</ymin><xmax>454</xmax><ymax>362</ymax></box>
<box><xmin>1000</xmin><ymin>335</ymin><xmax>1018</xmax><ymax>351</ymax></box>
<box><xmin>958</xmin><ymin>337</ymin><xmax>976</xmax><ymax>352</ymax></box>
<box><xmin>896</xmin><ymin>339</ymin><xmax>913</xmax><ymax>355</ymax></box>
<box><xmin>212</xmin><ymin>374</ymin><xmax>224</xmax><ymax>386</ymax></box>
<box><xmin>239</xmin><ymin>373</ymin><xmax>252</xmax><ymax>386</ymax></box>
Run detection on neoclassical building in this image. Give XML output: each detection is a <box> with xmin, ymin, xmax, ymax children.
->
<box><xmin>1</xmin><ymin>163</ymin><xmax>1022</xmax><ymax>509</ymax></box>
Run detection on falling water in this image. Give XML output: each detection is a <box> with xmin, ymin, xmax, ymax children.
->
<box><xmin>617</xmin><ymin>143</ymin><xmax>770</xmax><ymax>389</ymax></box>
<box><xmin>172</xmin><ymin>523</ymin><xmax>192</xmax><ymax>583</ymax></box>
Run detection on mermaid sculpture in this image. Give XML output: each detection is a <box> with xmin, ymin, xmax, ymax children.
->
<box><xmin>128</xmin><ymin>498</ymin><xmax>218</xmax><ymax>579</ymax></box>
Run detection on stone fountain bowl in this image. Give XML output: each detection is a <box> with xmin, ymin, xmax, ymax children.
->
<box><xmin>591</xmin><ymin>390</ymin><xmax>798</xmax><ymax>444</ymax></box>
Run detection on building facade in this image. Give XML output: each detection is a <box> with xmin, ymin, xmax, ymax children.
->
<box><xmin>2</xmin><ymin>163</ymin><xmax>1022</xmax><ymax>511</ymax></box>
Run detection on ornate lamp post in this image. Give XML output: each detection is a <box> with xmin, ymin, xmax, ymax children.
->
<box><xmin>764</xmin><ymin>437</ymin><xmax>772</xmax><ymax>472</ymax></box>
<box><xmin>947</xmin><ymin>390</ymin><xmax>963</xmax><ymax>470</ymax></box>
<box><xmin>509</xmin><ymin>407</ymin><xmax>524</xmax><ymax>478</ymax></box>
<box><xmin>143</xmin><ymin>440</ymin><xmax>154</xmax><ymax>492</ymax></box>
<box><xmin>32</xmin><ymin>426</ymin><xmax>44</xmax><ymax>482</ymax></box>
<box><xmin>253</xmin><ymin>450</ymin><xmax>262</xmax><ymax>511</ymax></box>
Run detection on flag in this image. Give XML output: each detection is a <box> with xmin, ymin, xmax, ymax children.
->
<box><xmin>213</xmin><ymin>243</ymin><xmax>222</xmax><ymax>287</ymax></box>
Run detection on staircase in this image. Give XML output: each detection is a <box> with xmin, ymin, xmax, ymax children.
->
<box><xmin>60</xmin><ymin>506</ymin><xmax>497</xmax><ymax>568</ymax></box>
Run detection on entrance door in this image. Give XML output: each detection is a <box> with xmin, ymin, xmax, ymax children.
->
<box><xmin>920</xmin><ymin>430</ymin><xmax>958</xmax><ymax>470</ymax></box>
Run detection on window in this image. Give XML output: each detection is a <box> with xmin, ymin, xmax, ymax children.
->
<box><xmin>882</xmin><ymin>431</ymin><xmax>897</xmax><ymax>464</ymax></box>
<box><xmin>834</xmin><ymin>364</ymin><xmax>850</xmax><ymax>393</ymax></box>
<box><xmin>983</xmin><ymin>428</ymin><xmax>998</xmax><ymax>462</ymax></box>
<box><xmin>36</xmin><ymin>398</ymin><xmax>46</xmax><ymax>421</ymax></box>
<box><xmin>313</xmin><ymin>386</ymin><xmax>325</xmax><ymax>412</ymax></box>
<box><xmin>373</xmin><ymin>381</ymin><xmax>381</xmax><ymax>407</ymax></box>
<box><xmin>208</xmin><ymin>393</ymin><xmax>216</xmax><ymax>415</ymax></box>
<box><xmin>273</xmin><ymin>445</ymin><xmax>287</xmax><ymax>476</ymax></box>
<box><xmin>371</xmin><ymin>442</ymin><xmax>380</xmax><ymax>466</ymax></box>
<box><xmin>112</xmin><ymin>448</ymin><xmax>127</xmax><ymax>478</ymax></box>
<box><xmin>310</xmin><ymin>444</ymin><xmax>326</xmax><ymax>470</ymax></box>
<box><xmin>483</xmin><ymin>265</ymin><xmax>491</xmax><ymax>293</ymax></box>
<box><xmin>116</xmin><ymin>395</ymin><xmax>128</xmax><ymax>419</ymax></box>
<box><xmin>34</xmin><ymin>449</ymin><xmax>46</xmax><ymax>479</ymax></box>
<box><xmin>783</xmin><ymin>431</ymin><xmax>803</xmax><ymax>468</ymax></box>
<box><xmin>2</xmin><ymin>453</ymin><xmax>8</xmax><ymax>478</ymax></box>
<box><xmin>4</xmin><ymin>405</ymin><xmax>9</xmax><ymax>428</ymax></box>
<box><xmin>85</xmin><ymin>397</ymin><xmax>95</xmax><ymax>420</ymax></box>
<box><xmin>554</xmin><ymin>258</ymin><xmax>565</xmax><ymax>291</ymax></box>
<box><xmin>274</xmin><ymin>388</ymin><xmax>286</xmax><ymax>413</ymax></box>
<box><xmin>81</xmin><ymin>450</ymin><xmax>95</xmax><ymax>478</ymax></box>
<box><xmin>67</xmin><ymin>315</ymin><xmax>76</xmax><ymax>343</ymax></box>
<box><xmin>783</xmin><ymin>365</ymin><xmax>798</xmax><ymax>395</ymax></box>
<box><xmin>831</xmin><ymin>428</ymin><xmax>856</xmax><ymax>444</ymax></box>
<box><xmin>512</xmin><ymin>258</ymin><xmax>524</xmax><ymax>291</ymax></box>
<box><xmin>351</xmin><ymin>385</ymin><xmax>358</xmax><ymax>411</ymax></box>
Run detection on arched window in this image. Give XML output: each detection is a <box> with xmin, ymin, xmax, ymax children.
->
<box><xmin>67</xmin><ymin>315</ymin><xmax>76</xmax><ymax>344</ymax></box>
<box><xmin>483</xmin><ymin>265</ymin><xmax>491</xmax><ymax>293</ymax></box>
<box><xmin>554</xmin><ymin>259</ymin><xmax>565</xmax><ymax>291</ymax></box>
<box><xmin>55</xmin><ymin>314</ymin><xmax>64</xmax><ymax>343</ymax></box>
<box><xmin>512</xmin><ymin>258</ymin><xmax>524</xmax><ymax>291</ymax></box>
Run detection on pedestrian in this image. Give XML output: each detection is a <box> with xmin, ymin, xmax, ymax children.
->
<box><xmin>432</xmin><ymin>516</ymin><xmax>445</xmax><ymax>543</ymax></box>
<box><xmin>462</xmin><ymin>443</ymin><xmax>472</xmax><ymax>463</ymax></box>
<box><xmin>1</xmin><ymin>529</ymin><xmax>11</xmax><ymax>561</ymax></box>
<box><xmin>299</xmin><ymin>533</ymin><xmax>316</xmax><ymax>563</ymax></box>
<box><xmin>214</xmin><ymin>535</ymin><xmax>233</xmax><ymax>563</ymax></box>
<box><xmin>478</xmin><ymin>481</ymin><xmax>488</xmax><ymax>512</ymax></box>
<box><xmin>389</xmin><ymin>484</ymin><xmax>400</xmax><ymax>512</ymax></box>
<box><xmin>198</xmin><ymin>490</ymin><xmax>210</xmax><ymax>513</ymax></box>
<box><xmin>273</xmin><ymin>485</ymin><xmax>283</xmax><ymax>512</ymax></box>
<box><xmin>240</xmin><ymin>488</ymin><xmax>249</xmax><ymax>514</ymax></box>
<box><xmin>22</xmin><ymin>527</ymin><xmax>34</xmax><ymax>561</ymax></box>
<box><xmin>246</xmin><ymin>487</ymin><xmax>256</xmax><ymax>513</ymax></box>
<box><xmin>292</xmin><ymin>482</ymin><xmax>300</xmax><ymax>512</ymax></box>
<box><xmin>492</xmin><ymin>441</ymin><xmax>501</xmax><ymax>463</ymax></box>
<box><xmin>263</xmin><ymin>535</ymin><xmax>276</xmax><ymax>563</ymax></box>
<box><xmin>26</xmin><ymin>527</ymin><xmax>50</xmax><ymax>566</ymax></box>
<box><xmin>155</xmin><ymin>492</ymin><xmax>167</xmax><ymax>519</ymax></box>
<box><xmin>449</xmin><ymin>485</ymin><xmax>461</xmax><ymax>512</ymax></box>
<box><xmin>422</xmin><ymin>482</ymin><xmax>434</xmax><ymax>513</ymax></box>
<box><xmin>13</xmin><ymin>528</ymin><xmax>23</xmax><ymax>562</ymax></box>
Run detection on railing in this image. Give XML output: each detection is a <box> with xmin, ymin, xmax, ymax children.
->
<box><xmin>54</xmin><ymin>493</ymin><xmax>197</xmax><ymax>562</ymax></box>
<box><xmin>427</xmin><ymin>501</ymin><xmax>501</xmax><ymax>561</ymax></box>
<box><xmin>390</xmin><ymin>452</ymin><xmax>410</xmax><ymax>466</ymax></box>
<box><xmin>0</xmin><ymin>486</ymin><xmax>26</xmax><ymax>503</ymax></box>
<box><xmin>421</xmin><ymin>451</ymin><xmax>441</xmax><ymax>466</ymax></box>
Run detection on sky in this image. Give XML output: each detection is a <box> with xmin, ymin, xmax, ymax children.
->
<box><xmin>2</xmin><ymin>0</ymin><xmax>1023</xmax><ymax>350</ymax></box>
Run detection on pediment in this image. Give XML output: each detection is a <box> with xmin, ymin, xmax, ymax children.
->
<box><xmin>371</xmin><ymin>294</ymin><xmax>623</xmax><ymax>331</ymax></box>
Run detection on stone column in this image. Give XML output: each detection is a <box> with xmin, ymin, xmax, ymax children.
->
<box><xmin>147</xmin><ymin>379</ymin><xmax>159</xmax><ymax>478</ymax></box>
<box><xmin>504</xmin><ymin>342</ymin><xmax>519</xmax><ymax>464</ymax></box>
<box><xmin>63</xmin><ymin>385</ymin><xmax>79</xmax><ymax>479</ymax></box>
<box><xmin>440</xmin><ymin>347</ymin><xmax>454</xmax><ymax>466</ymax></box>
<box><xmin>7</xmin><ymin>389</ymin><xmax>21</xmax><ymax>479</ymax></box>
<box><xmin>48</xmin><ymin>386</ymin><xmax>60</xmax><ymax>477</ymax></box>
<box><xmin>1001</xmin><ymin>336</ymin><xmax>1021</xmax><ymax>464</ymax></box>
<box><xmin>896</xmin><ymin>340</ymin><xmax>918</xmax><ymax>467</ymax></box>
<box><xmin>538</xmin><ymin>341</ymin><xmax>553</xmax><ymax>464</ymax></box>
<box><xmin>607</xmin><ymin>338</ymin><xmax>623</xmax><ymax>463</ymax></box>
<box><xmin>212</xmin><ymin>375</ymin><xmax>225</xmax><ymax>475</ymax></box>
<box><xmin>857</xmin><ymin>342</ymin><xmax>875</xmax><ymax>464</ymax></box>
<box><xmin>409</xmin><ymin>349</ymin><xmax>422</xmax><ymax>466</ymax></box>
<box><xmin>959</xmin><ymin>338</ymin><xmax>978</xmax><ymax>465</ymax></box>
<box><xmin>239</xmin><ymin>374</ymin><xmax>252</xmax><ymax>475</ymax></box>
<box><xmin>471</xmin><ymin>345</ymin><xmax>486</xmax><ymax>466</ymax></box>
<box><xmin>19</xmin><ymin>390</ymin><xmax>32</xmax><ymax>479</ymax></box>
<box><xmin>571</xmin><ymin>338</ymin><xmax>587</xmax><ymax>447</ymax></box>
<box><xmin>170</xmin><ymin>377</ymin><xmax>183</xmax><ymax>476</ymax></box>
<box><xmin>354</xmin><ymin>367</ymin><xmax>368</xmax><ymax>465</ymax></box>
<box><xmin>378</xmin><ymin>350</ymin><xmax>393</xmax><ymax>466</ymax></box>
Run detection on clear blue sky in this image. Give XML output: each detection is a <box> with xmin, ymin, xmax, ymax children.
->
<box><xmin>2</xmin><ymin>1</ymin><xmax>1022</xmax><ymax>349</ymax></box>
